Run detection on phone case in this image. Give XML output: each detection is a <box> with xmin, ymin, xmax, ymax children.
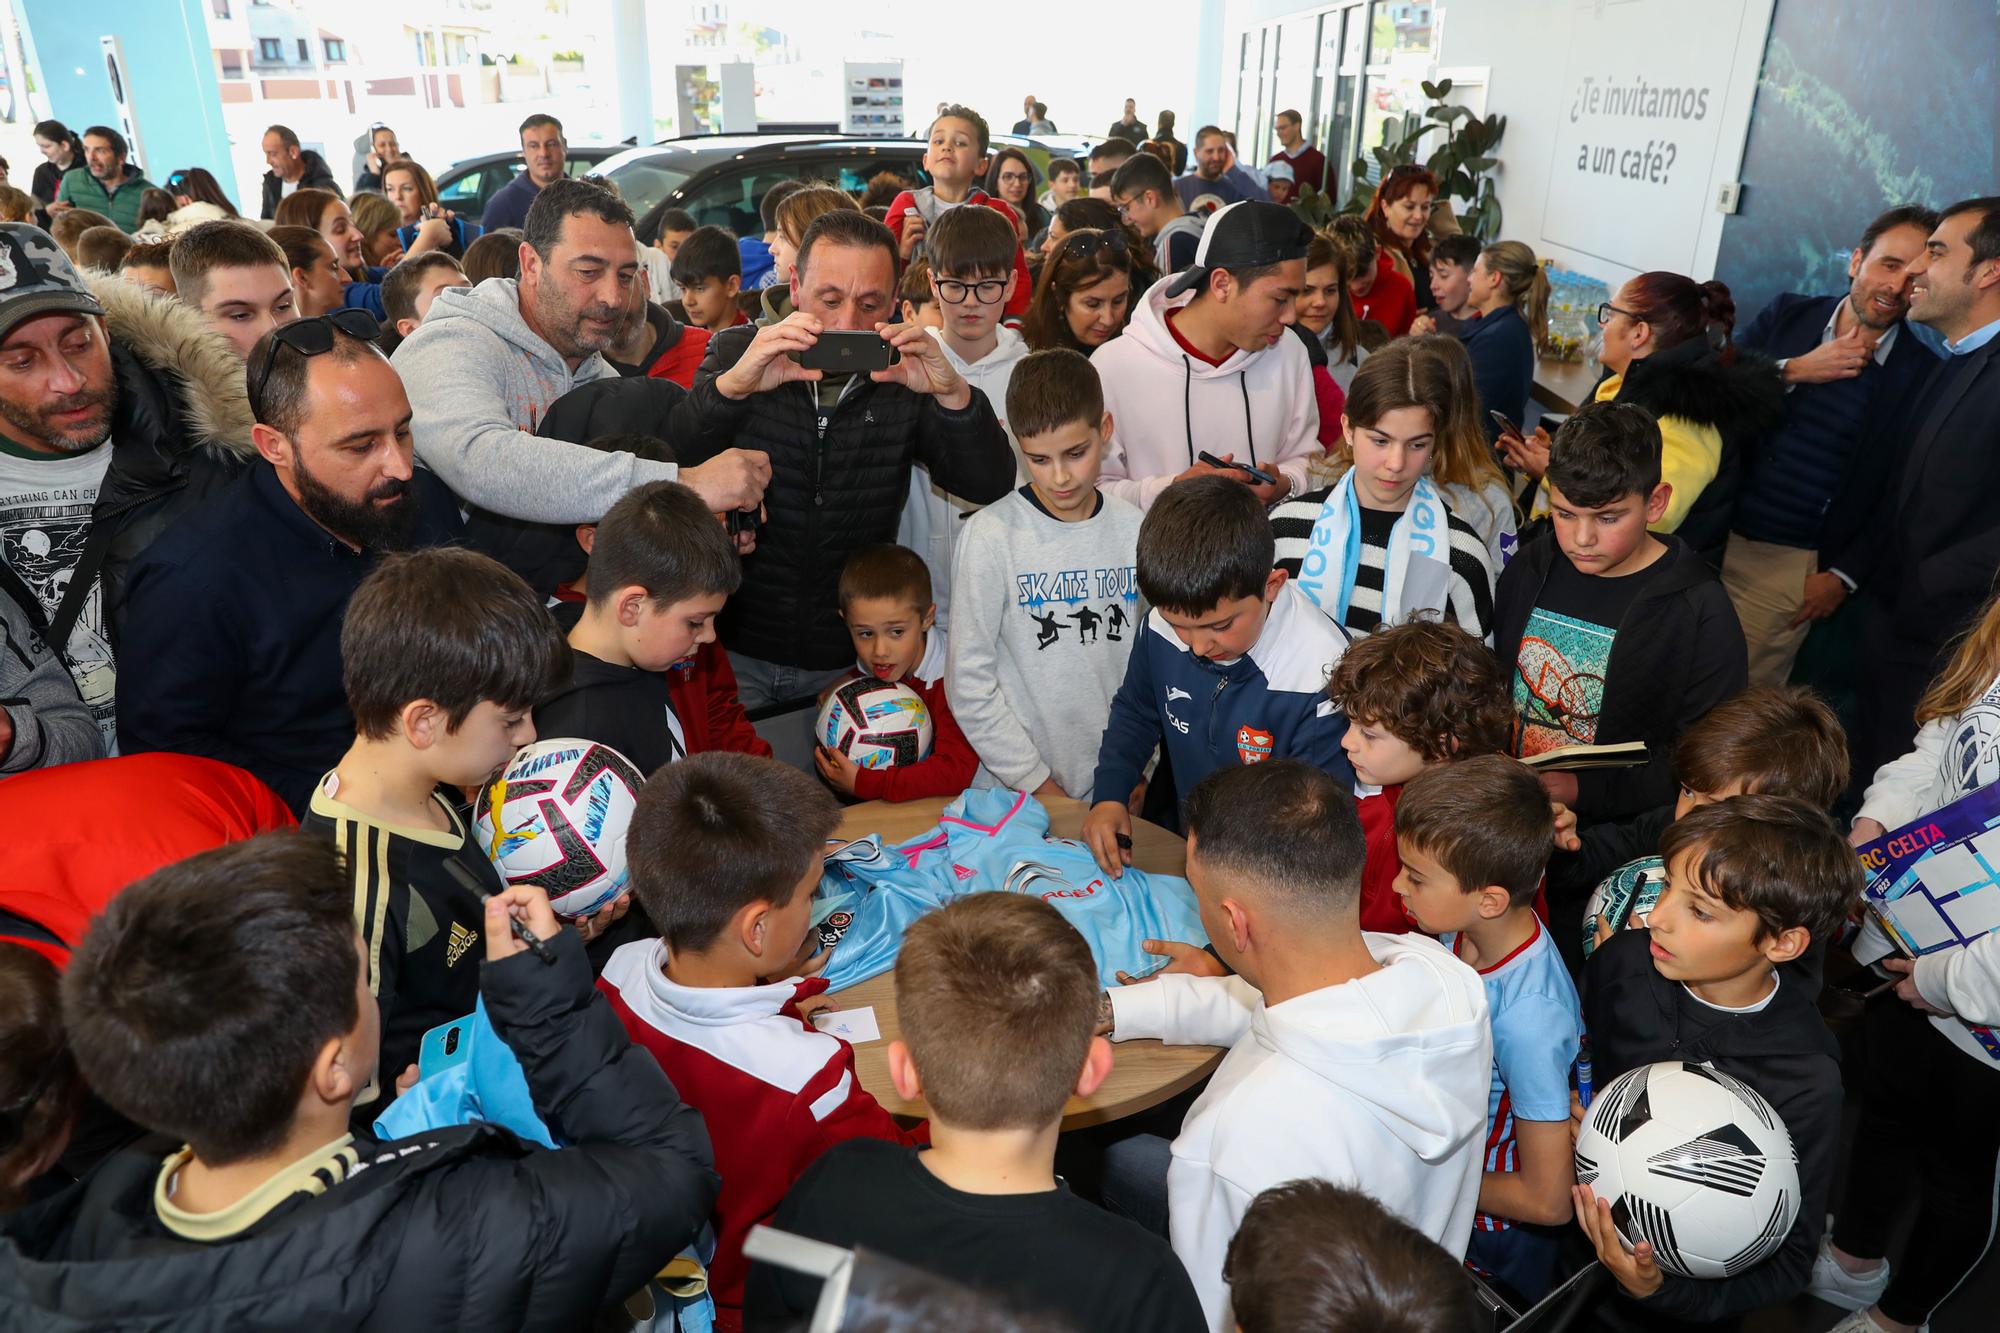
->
<box><xmin>417</xmin><ymin>1015</ymin><xmax>474</xmax><ymax>1080</ymax></box>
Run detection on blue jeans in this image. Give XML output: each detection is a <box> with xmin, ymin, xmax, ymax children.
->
<box><xmin>1098</xmin><ymin>1131</ymin><xmax>1174</xmax><ymax>1239</ymax></box>
<box><xmin>725</xmin><ymin>653</ymin><xmax>850</xmax><ymax>714</ymax></box>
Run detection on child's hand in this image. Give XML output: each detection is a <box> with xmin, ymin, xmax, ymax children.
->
<box><xmin>396</xmin><ymin>1063</ymin><xmax>421</xmax><ymax>1095</ymax></box>
<box><xmin>794</xmin><ymin>992</ymin><xmax>839</xmax><ymax>1019</ymax></box>
<box><xmin>814</xmin><ymin>744</ymin><xmax>861</xmax><ymax>795</ymax></box>
<box><xmin>1551</xmin><ymin>801</ymin><xmax>1581</xmax><ymax>852</ymax></box>
<box><xmin>1083</xmin><ymin>799</ymin><xmax>1134</xmax><ymax>879</ymax></box>
<box><xmin>1032</xmin><ymin>777</ymin><xmax>1068</xmax><ymax>799</ymax></box>
<box><xmin>1117</xmin><ymin>938</ymin><xmax>1225</xmax><ymax>984</ymax></box>
<box><xmin>1592</xmin><ymin>913</ymin><xmax>1617</xmax><ymax>952</ymax></box>
<box><xmin>898</xmin><ymin>211</ymin><xmax>926</xmax><ymax>260</ymax></box>
<box><xmin>1882</xmin><ymin>956</ymin><xmax>1951</xmax><ymax>1015</ymax></box>
<box><xmin>1568</xmin><ymin>1091</ymin><xmax>1585</xmax><ymax>1150</ymax></box>
<box><xmin>485</xmin><ymin>884</ymin><xmax>559</xmax><ymax>962</ymax></box>
<box><xmin>1500</xmin><ymin>425</ymin><xmax>1553</xmax><ymax>481</ymax></box>
<box><xmin>570</xmin><ymin>892</ymin><xmax>631</xmax><ymax>945</ymax></box>
<box><xmin>1575</xmin><ymin>1183</ymin><xmax>1664</xmax><ymax>1298</ymax></box>
<box><xmin>1849</xmin><ymin>816</ymin><xmax>1887</xmax><ymax>848</ymax></box>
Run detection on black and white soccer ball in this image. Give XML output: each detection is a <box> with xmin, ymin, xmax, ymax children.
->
<box><xmin>472</xmin><ymin>739</ymin><xmax>644</xmax><ymax>919</ymax></box>
<box><xmin>1573</xmin><ymin>1061</ymin><xmax>1799</xmax><ymax>1279</ymax></box>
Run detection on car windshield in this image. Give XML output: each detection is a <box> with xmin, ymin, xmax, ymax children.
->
<box><xmin>604</xmin><ymin>159</ymin><xmax>694</xmax><ymax>219</ymax></box>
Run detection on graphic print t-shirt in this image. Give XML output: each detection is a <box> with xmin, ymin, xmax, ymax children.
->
<box><xmin>0</xmin><ymin>439</ymin><xmax>115</xmax><ymax>748</ymax></box>
<box><xmin>1512</xmin><ymin>554</ymin><xmax>1663</xmax><ymax>757</ymax></box>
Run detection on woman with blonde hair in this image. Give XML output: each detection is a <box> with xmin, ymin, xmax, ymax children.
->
<box><xmin>1270</xmin><ymin>338</ymin><xmax>1498</xmax><ymax>640</ymax></box>
<box><xmin>1408</xmin><ymin>332</ymin><xmax>1519</xmax><ymax>569</ymax></box>
<box><xmin>766</xmin><ymin>183</ymin><xmax>859</xmax><ymax>319</ymax></box>
<box><xmin>1458</xmin><ymin>239</ymin><xmax>1550</xmax><ymax>443</ymax></box>
<box><xmin>380</xmin><ymin>157</ymin><xmax>483</xmax><ymax>261</ymax></box>
<box><xmin>349</xmin><ymin>191</ymin><xmax>405</xmax><ymax>267</ymax></box>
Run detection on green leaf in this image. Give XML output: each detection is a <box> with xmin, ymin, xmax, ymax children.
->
<box><xmin>1426</xmin><ymin>105</ymin><xmax>1452</xmax><ymax>120</ymax></box>
<box><xmin>1462</xmin><ymin>156</ymin><xmax>1497</xmax><ymax>173</ymax></box>
<box><xmin>1421</xmin><ymin>79</ymin><xmax>1439</xmax><ymax>99</ymax></box>
<box><xmin>1433</xmin><ymin>77</ymin><xmax>1453</xmax><ymax>97</ymax></box>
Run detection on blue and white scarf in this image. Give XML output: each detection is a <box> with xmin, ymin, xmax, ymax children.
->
<box><xmin>1294</xmin><ymin>471</ymin><xmax>1453</xmax><ymax>627</ymax></box>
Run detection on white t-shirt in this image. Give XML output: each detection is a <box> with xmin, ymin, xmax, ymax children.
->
<box><xmin>0</xmin><ymin>441</ymin><xmax>116</xmax><ymax>748</ymax></box>
<box><xmin>281</xmin><ymin>177</ymin><xmax>301</xmax><ymax>199</ymax></box>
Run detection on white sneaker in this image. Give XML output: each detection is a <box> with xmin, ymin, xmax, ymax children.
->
<box><xmin>1809</xmin><ymin>1233</ymin><xmax>1891</xmax><ymax>1312</ymax></box>
<box><xmin>1822</xmin><ymin>1310</ymin><xmax>1927</xmax><ymax>1333</ymax></box>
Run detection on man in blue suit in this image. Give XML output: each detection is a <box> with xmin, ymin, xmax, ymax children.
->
<box><xmin>1721</xmin><ymin>205</ymin><xmax>1941</xmax><ymax>686</ymax></box>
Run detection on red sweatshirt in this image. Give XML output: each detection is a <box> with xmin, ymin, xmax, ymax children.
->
<box><xmin>847</xmin><ymin>629</ymin><xmax>978</xmax><ymax>802</ymax></box>
<box><xmin>0</xmin><ymin>753</ymin><xmax>295</xmax><ymax>966</ymax></box>
<box><xmin>599</xmin><ymin>941</ymin><xmax>924</xmax><ymax>1329</ymax></box>
<box><xmin>1364</xmin><ymin>780</ymin><xmax>1555</xmax><ymax>935</ymax></box>
<box><xmin>883</xmin><ymin>187</ymin><xmax>1033</xmax><ymax>318</ymax></box>
<box><xmin>646</xmin><ymin>321</ymin><xmax>712</xmax><ymax>390</ymax></box>
<box><xmin>1354</xmin><ymin>249</ymin><xmax>1417</xmax><ymax>338</ymax></box>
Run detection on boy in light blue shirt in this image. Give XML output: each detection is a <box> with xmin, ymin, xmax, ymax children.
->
<box><xmin>1393</xmin><ymin>754</ymin><xmax>1582</xmax><ymax>1302</ymax></box>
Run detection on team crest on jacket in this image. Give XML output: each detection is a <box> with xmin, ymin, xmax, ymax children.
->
<box><xmin>1237</xmin><ymin>726</ymin><xmax>1275</xmax><ymax>764</ymax></box>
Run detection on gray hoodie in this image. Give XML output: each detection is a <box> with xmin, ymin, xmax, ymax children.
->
<box><xmin>0</xmin><ymin>592</ymin><xmax>101</xmax><ymax>775</ymax></box>
<box><xmin>392</xmin><ymin>279</ymin><xmax>679</xmax><ymax>525</ymax></box>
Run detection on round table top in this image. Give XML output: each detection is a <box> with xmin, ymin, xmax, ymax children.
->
<box><xmin>827</xmin><ymin>793</ymin><xmax>1222</xmax><ymax>1130</ymax></box>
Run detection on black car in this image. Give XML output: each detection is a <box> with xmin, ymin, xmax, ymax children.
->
<box><xmin>595</xmin><ymin>132</ymin><xmax>1094</xmax><ymax>240</ymax></box>
<box><xmin>431</xmin><ymin>145</ymin><xmax>624</xmax><ymax>226</ymax></box>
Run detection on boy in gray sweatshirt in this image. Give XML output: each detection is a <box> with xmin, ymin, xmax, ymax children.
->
<box><xmin>947</xmin><ymin>350</ymin><xmax>1142</xmax><ymax>801</ymax></box>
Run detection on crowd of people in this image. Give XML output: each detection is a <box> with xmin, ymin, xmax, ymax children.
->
<box><xmin>0</xmin><ymin>89</ymin><xmax>1993</xmax><ymax>1333</ymax></box>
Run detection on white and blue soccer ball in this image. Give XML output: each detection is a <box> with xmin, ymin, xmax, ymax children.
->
<box><xmin>472</xmin><ymin>739</ymin><xmax>643</xmax><ymax>919</ymax></box>
<box><xmin>816</xmin><ymin>678</ymin><xmax>933</xmax><ymax>770</ymax></box>
<box><xmin>1574</xmin><ymin>1061</ymin><xmax>1800</xmax><ymax>1280</ymax></box>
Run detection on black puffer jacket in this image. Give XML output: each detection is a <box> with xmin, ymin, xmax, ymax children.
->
<box><xmin>1610</xmin><ymin>338</ymin><xmax>1784</xmax><ymax>566</ymax></box>
<box><xmin>0</xmin><ymin>930</ymin><xmax>719</xmax><ymax>1331</ymax></box>
<box><xmin>259</xmin><ymin>149</ymin><xmax>343</xmax><ymax>219</ymax></box>
<box><xmin>669</xmin><ymin>326</ymin><xmax>1015</xmax><ymax>669</ymax></box>
<box><xmin>0</xmin><ymin>275</ymin><xmax>253</xmax><ymax>657</ymax></box>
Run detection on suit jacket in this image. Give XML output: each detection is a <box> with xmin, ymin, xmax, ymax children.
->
<box><xmin>1736</xmin><ymin>293</ymin><xmax>1937</xmax><ymax>568</ymax></box>
<box><xmin>1844</xmin><ymin>336</ymin><xmax>2000</xmax><ymax>644</ymax></box>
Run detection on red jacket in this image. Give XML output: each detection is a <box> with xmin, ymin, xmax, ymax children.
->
<box><xmin>0</xmin><ymin>754</ymin><xmax>295</xmax><ymax>966</ymax></box>
<box><xmin>1362</xmin><ymin>781</ymin><xmax>1554</xmax><ymax>935</ymax></box>
<box><xmin>883</xmin><ymin>188</ymin><xmax>1033</xmax><ymax>318</ymax></box>
<box><xmin>646</xmin><ymin>323</ymin><xmax>713</xmax><ymax>390</ymax></box>
<box><xmin>600</xmin><ymin>941</ymin><xmax>923</xmax><ymax>1329</ymax></box>
<box><xmin>668</xmin><ymin>640</ymin><xmax>772</xmax><ymax>758</ymax></box>
<box><xmin>1355</xmin><ymin>249</ymin><xmax>1417</xmax><ymax>338</ymax></box>
<box><xmin>847</xmin><ymin>633</ymin><xmax>979</xmax><ymax>803</ymax></box>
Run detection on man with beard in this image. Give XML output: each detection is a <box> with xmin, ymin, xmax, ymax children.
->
<box><xmin>117</xmin><ymin>311</ymin><xmax>463</xmax><ymax>813</ymax></box>
<box><xmin>1723</xmin><ymin>204</ymin><xmax>1942</xmax><ymax>687</ymax></box>
<box><xmin>393</xmin><ymin>176</ymin><xmax>767</xmax><ymax>536</ymax></box>
<box><xmin>0</xmin><ymin>224</ymin><xmax>253</xmax><ymax>753</ymax></box>
<box><xmin>1172</xmin><ymin>126</ymin><xmax>1271</xmax><ymax>211</ymax></box>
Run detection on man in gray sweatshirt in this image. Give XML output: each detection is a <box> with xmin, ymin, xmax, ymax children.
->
<box><xmin>393</xmin><ymin>177</ymin><xmax>768</xmax><ymax>529</ymax></box>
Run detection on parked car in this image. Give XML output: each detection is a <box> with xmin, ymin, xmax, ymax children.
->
<box><xmin>598</xmin><ymin>132</ymin><xmax>1100</xmax><ymax>243</ymax></box>
<box><xmin>430</xmin><ymin>145</ymin><xmax>624</xmax><ymax>226</ymax></box>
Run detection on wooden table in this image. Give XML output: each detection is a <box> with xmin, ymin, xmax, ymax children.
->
<box><xmin>1531</xmin><ymin>355</ymin><xmax>1604</xmax><ymax>415</ymax></box>
<box><xmin>828</xmin><ymin>794</ymin><xmax>1223</xmax><ymax>1130</ymax></box>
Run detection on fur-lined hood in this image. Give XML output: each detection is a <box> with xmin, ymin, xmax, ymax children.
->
<box><xmin>87</xmin><ymin>271</ymin><xmax>256</xmax><ymax>459</ymax></box>
<box><xmin>1614</xmin><ymin>337</ymin><xmax>1786</xmax><ymax>442</ymax></box>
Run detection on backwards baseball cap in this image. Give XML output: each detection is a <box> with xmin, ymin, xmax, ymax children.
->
<box><xmin>0</xmin><ymin>225</ymin><xmax>106</xmax><ymax>339</ymax></box>
<box><xmin>1164</xmin><ymin>200</ymin><xmax>1314</xmax><ymax>298</ymax></box>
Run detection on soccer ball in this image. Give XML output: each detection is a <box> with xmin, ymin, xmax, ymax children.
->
<box><xmin>816</xmin><ymin>678</ymin><xmax>933</xmax><ymax>770</ymax></box>
<box><xmin>1574</xmin><ymin>1061</ymin><xmax>1799</xmax><ymax>1279</ymax></box>
<box><xmin>471</xmin><ymin>738</ymin><xmax>644</xmax><ymax>919</ymax></box>
<box><xmin>1580</xmin><ymin>856</ymin><xmax>1667</xmax><ymax>959</ymax></box>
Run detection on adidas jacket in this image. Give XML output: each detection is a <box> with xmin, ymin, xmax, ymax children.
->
<box><xmin>1092</xmin><ymin>581</ymin><xmax>1355</xmax><ymax>809</ymax></box>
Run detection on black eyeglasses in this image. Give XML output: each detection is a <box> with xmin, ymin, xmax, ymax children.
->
<box><xmin>250</xmin><ymin>310</ymin><xmax>383</xmax><ymax>417</ymax></box>
<box><xmin>935</xmin><ymin>277</ymin><xmax>1010</xmax><ymax>305</ymax></box>
<box><xmin>1596</xmin><ymin>301</ymin><xmax>1640</xmax><ymax>327</ymax></box>
<box><xmin>1061</xmin><ymin>228</ymin><xmax>1129</xmax><ymax>262</ymax></box>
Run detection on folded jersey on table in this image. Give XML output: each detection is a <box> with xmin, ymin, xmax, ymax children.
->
<box><xmin>815</xmin><ymin>788</ymin><xmax>1208</xmax><ymax>991</ymax></box>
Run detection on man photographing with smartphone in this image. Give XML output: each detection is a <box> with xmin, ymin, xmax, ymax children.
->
<box><xmin>670</xmin><ymin>209</ymin><xmax>1015</xmax><ymax>711</ymax></box>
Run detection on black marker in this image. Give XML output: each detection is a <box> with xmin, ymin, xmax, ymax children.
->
<box><xmin>444</xmin><ymin>857</ymin><xmax>558</xmax><ymax>964</ymax></box>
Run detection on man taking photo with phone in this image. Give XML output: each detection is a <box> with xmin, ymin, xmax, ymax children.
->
<box><xmin>671</xmin><ymin>210</ymin><xmax>1015</xmax><ymax>710</ymax></box>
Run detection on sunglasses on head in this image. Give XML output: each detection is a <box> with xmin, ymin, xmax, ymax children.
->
<box><xmin>1061</xmin><ymin>228</ymin><xmax>1129</xmax><ymax>261</ymax></box>
<box><xmin>250</xmin><ymin>310</ymin><xmax>383</xmax><ymax>418</ymax></box>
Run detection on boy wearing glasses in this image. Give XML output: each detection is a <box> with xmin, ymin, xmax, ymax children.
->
<box><xmin>1109</xmin><ymin>152</ymin><xmax>1205</xmax><ymax>277</ymax></box>
<box><xmin>896</xmin><ymin>205</ymin><xmax>1029</xmax><ymax>629</ymax></box>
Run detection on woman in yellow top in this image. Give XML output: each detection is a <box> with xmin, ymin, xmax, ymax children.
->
<box><xmin>1505</xmin><ymin>271</ymin><xmax>1782</xmax><ymax>564</ymax></box>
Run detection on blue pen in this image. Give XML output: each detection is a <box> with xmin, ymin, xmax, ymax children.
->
<box><xmin>1576</xmin><ymin>1037</ymin><xmax>1594</xmax><ymax>1110</ymax></box>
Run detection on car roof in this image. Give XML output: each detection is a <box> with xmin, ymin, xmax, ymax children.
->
<box><xmin>592</xmin><ymin>134</ymin><xmax>932</xmax><ymax>176</ymax></box>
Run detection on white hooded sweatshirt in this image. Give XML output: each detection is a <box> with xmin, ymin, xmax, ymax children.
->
<box><xmin>896</xmin><ymin>324</ymin><xmax>1028</xmax><ymax>629</ymax></box>
<box><xmin>1108</xmin><ymin>931</ymin><xmax>1491</xmax><ymax>1331</ymax></box>
<box><xmin>1094</xmin><ymin>275</ymin><xmax>1322</xmax><ymax>510</ymax></box>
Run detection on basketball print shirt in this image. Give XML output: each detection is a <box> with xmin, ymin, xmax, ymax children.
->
<box><xmin>0</xmin><ymin>439</ymin><xmax>115</xmax><ymax>748</ymax></box>
<box><xmin>1512</xmin><ymin>555</ymin><xmax>1665</xmax><ymax>757</ymax></box>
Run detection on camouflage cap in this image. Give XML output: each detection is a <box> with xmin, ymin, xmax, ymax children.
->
<box><xmin>0</xmin><ymin>224</ymin><xmax>107</xmax><ymax>338</ymax></box>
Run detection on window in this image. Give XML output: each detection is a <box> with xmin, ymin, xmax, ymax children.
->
<box><xmin>211</xmin><ymin>0</ymin><xmax>230</xmax><ymax>17</ymax></box>
<box><xmin>219</xmin><ymin>50</ymin><xmax>244</xmax><ymax>80</ymax></box>
<box><xmin>1228</xmin><ymin>2</ymin><xmax>1390</xmax><ymax>206</ymax></box>
<box><xmin>258</xmin><ymin>37</ymin><xmax>282</xmax><ymax>62</ymax></box>
<box><xmin>323</xmin><ymin>39</ymin><xmax>346</xmax><ymax>63</ymax></box>
<box><xmin>296</xmin><ymin>38</ymin><xmax>309</xmax><ymax>63</ymax></box>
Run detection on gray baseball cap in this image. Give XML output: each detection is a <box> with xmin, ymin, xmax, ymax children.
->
<box><xmin>0</xmin><ymin>224</ymin><xmax>107</xmax><ymax>338</ymax></box>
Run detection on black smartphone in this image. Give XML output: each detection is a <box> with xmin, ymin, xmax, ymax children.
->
<box><xmin>1489</xmin><ymin>409</ymin><xmax>1523</xmax><ymax>439</ymax></box>
<box><xmin>790</xmin><ymin>330</ymin><xmax>901</xmax><ymax>372</ymax></box>
<box><xmin>1197</xmin><ymin>450</ymin><xmax>1277</xmax><ymax>486</ymax></box>
<box><xmin>726</xmin><ymin>508</ymin><xmax>759</xmax><ymax>537</ymax></box>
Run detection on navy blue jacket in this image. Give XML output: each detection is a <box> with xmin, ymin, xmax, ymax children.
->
<box><xmin>1459</xmin><ymin>303</ymin><xmax>1535</xmax><ymax>443</ymax></box>
<box><xmin>1733</xmin><ymin>293</ymin><xmax>1937</xmax><ymax>564</ymax></box>
<box><xmin>116</xmin><ymin>462</ymin><xmax>464</xmax><ymax>814</ymax></box>
<box><xmin>482</xmin><ymin>172</ymin><xmax>542</xmax><ymax>232</ymax></box>
<box><xmin>1092</xmin><ymin>582</ymin><xmax>1354</xmax><ymax>808</ymax></box>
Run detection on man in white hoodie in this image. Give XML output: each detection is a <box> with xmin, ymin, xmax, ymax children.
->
<box><xmin>895</xmin><ymin>205</ymin><xmax>1027</xmax><ymax>629</ymax></box>
<box><xmin>394</xmin><ymin>176</ymin><xmax>768</xmax><ymax>530</ymax></box>
<box><xmin>1095</xmin><ymin>201</ymin><xmax>1322</xmax><ymax>511</ymax></box>
<box><xmin>1102</xmin><ymin>758</ymin><xmax>1491</xmax><ymax>1332</ymax></box>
